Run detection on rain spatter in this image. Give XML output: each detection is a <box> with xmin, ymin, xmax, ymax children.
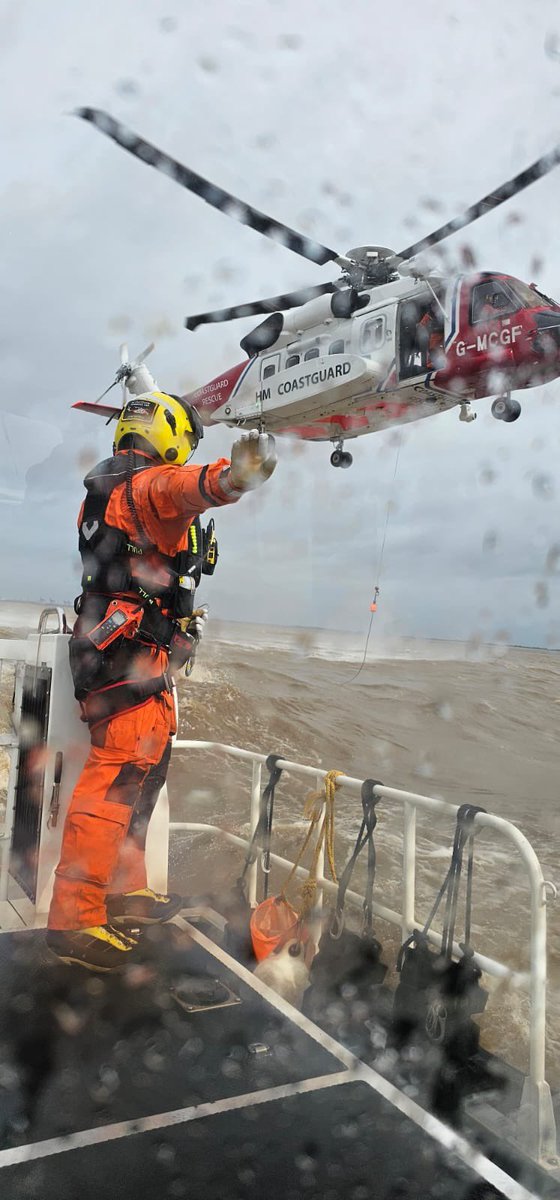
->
<box><xmin>114</xmin><ymin>79</ymin><xmax>140</xmax><ymax>98</ymax></box>
<box><xmin>531</xmin><ymin>470</ymin><xmax>555</xmax><ymax>500</ymax></box>
<box><xmin>545</xmin><ymin>542</ymin><xmax>560</xmax><ymax>573</ymax></box>
<box><xmin>482</xmin><ymin>530</ymin><xmax>498</xmax><ymax>552</ymax></box>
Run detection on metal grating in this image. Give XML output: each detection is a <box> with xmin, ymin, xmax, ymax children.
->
<box><xmin>11</xmin><ymin>665</ymin><xmax>51</xmax><ymax>901</ymax></box>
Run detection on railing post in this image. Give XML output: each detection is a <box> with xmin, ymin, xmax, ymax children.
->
<box><xmin>517</xmin><ymin>875</ymin><xmax>558</xmax><ymax>1164</ymax></box>
<box><xmin>402</xmin><ymin>801</ymin><xmax>416</xmax><ymax>940</ymax></box>
<box><xmin>246</xmin><ymin>759</ymin><xmax>262</xmax><ymax>907</ymax></box>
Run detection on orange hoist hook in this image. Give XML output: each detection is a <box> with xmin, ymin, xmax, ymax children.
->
<box><xmin>370</xmin><ymin>586</ymin><xmax>380</xmax><ymax>614</ymax></box>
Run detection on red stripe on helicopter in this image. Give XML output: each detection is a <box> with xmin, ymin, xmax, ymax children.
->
<box><xmin>280</xmin><ymin>403</ymin><xmax>410</xmax><ymax>439</ymax></box>
<box><xmin>185</xmin><ymin>360</ymin><xmax>248</xmax><ymax>420</ymax></box>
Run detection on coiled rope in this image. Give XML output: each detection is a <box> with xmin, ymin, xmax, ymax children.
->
<box><xmin>280</xmin><ymin>769</ymin><xmax>343</xmax><ymax>920</ymax></box>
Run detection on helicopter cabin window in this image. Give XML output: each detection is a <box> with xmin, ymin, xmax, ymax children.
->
<box><xmin>471</xmin><ymin>281</ymin><xmax>518</xmax><ymax>324</ymax></box>
<box><xmin>329</xmin><ymin>339</ymin><xmax>345</xmax><ymax>355</ymax></box>
<box><xmin>261</xmin><ymin>354</ymin><xmax>280</xmax><ymax>380</ymax></box>
<box><xmin>304</xmin><ymin>347</ymin><xmax>320</xmax><ymax>361</ymax></box>
<box><xmin>398</xmin><ymin>296</ymin><xmax>445</xmax><ymax>379</ymax></box>
<box><xmin>360</xmin><ymin>316</ymin><xmax>385</xmax><ymax>354</ymax></box>
<box><xmin>286</xmin><ymin>353</ymin><xmax>300</xmax><ymax>368</ymax></box>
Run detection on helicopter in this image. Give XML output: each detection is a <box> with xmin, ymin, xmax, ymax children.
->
<box><xmin>74</xmin><ymin>109</ymin><xmax>560</xmax><ymax>468</ymax></box>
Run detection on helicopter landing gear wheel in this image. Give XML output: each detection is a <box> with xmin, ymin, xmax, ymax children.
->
<box><xmin>330</xmin><ymin>449</ymin><xmax>353</xmax><ymax>468</ymax></box>
<box><xmin>459</xmin><ymin>402</ymin><xmax>477</xmax><ymax>423</ymax></box>
<box><xmin>491</xmin><ymin>395</ymin><xmax>521</xmax><ymax>423</ymax></box>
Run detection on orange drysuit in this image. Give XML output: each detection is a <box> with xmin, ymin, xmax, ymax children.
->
<box><xmin>48</xmin><ymin>453</ymin><xmax>240</xmax><ymax>931</ymax></box>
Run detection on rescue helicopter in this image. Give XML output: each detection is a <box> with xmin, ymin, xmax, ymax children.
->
<box><xmin>75</xmin><ymin>109</ymin><xmax>560</xmax><ymax>467</ymax></box>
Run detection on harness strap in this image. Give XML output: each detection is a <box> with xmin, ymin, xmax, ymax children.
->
<box><xmin>398</xmin><ymin>803</ymin><xmax>485</xmax><ymax>969</ymax></box>
<box><xmin>331</xmin><ymin>778</ymin><xmax>383</xmax><ymax>938</ymax></box>
<box><xmin>81</xmin><ymin>671</ymin><xmax>173</xmax><ymax>728</ymax></box>
<box><xmin>441</xmin><ymin>803</ymin><xmax>485</xmax><ymax>959</ymax></box>
<box><xmin>240</xmin><ymin>753</ymin><xmax>284</xmax><ymax>898</ymax></box>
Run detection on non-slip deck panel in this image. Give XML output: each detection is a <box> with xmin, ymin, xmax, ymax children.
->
<box><xmin>0</xmin><ymin>926</ymin><xmax>342</xmax><ymax>1145</ymax></box>
<box><xmin>0</xmin><ymin>928</ymin><xmax>555</xmax><ymax>1199</ymax></box>
<box><xmin>1</xmin><ymin>1080</ymin><xmax>514</xmax><ymax>1200</ymax></box>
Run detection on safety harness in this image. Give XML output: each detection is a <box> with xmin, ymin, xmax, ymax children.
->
<box><xmin>219</xmin><ymin>755</ymin><xmax>285</xmax><ymax>965</ymax></box>
<box><xmin>70</xmin><ymin>449</ymin><xmax>217</xmax><ymax>725</ymax></box>
<box><xmin>393</xmin><ymin>804</ymin><xmax>488</xmax><ymax>1053</ymax></box>
<box><xmin>303</xmin><ymin>779</ymin><xmax>387</xmax><ymax>1027</ymax></box>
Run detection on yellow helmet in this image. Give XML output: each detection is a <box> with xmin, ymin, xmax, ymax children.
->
<box><xmin>113</xmin><ymin>392</ymin><xmax>203</xmax><ymax>465</ymax></box>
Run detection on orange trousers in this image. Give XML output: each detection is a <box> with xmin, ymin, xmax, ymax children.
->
<box><xmin>48</xmin><ymin>693</ymin><xmax>175</xmax><ymax>930</ymax></box>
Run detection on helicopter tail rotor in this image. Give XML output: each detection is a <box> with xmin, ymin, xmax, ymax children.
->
<box><xmin>115</xmin><ymin>341</ymin><xmax>157</xmax><ymax>396</ymax></box>
<box><xmin>85</xmin><ymin>342</ymin><xmax>159</xmax><ymax>414</ymax></box>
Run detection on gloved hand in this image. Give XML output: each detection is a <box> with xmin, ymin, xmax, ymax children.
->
<box><xmin>179</xmin><ymin>605</ymin><xmax>208</xmax><ymax>643</ymax></box>
<box><xmin>229</xmin><ymin>430</ymin><xmax>277</xmax><ymax>492</ymax></box>
<box><xmin>188</xmin><ymin>606</ymin><xmax>208</xmax><ymax>642</ymax></box>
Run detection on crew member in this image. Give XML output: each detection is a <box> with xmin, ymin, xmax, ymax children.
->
<box><xmin>417</xmin><ymin>303</ymin><xmax>445</xmax><ymax>369</ymax></box>
<box><xmin>477</xmin><ymin>288</ymin><xmax>509</xmax><ymax>322</ymax></box>
<box><xmin>47</xmin><ymin>392</ymin><xmax>276</xmax><ymax>970</ymax></box>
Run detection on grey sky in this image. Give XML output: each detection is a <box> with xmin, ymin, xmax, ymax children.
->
<box><xmin>2</xmin><ymin>0</ymin><xmax>560</xmax><ymax>645</ymax></box>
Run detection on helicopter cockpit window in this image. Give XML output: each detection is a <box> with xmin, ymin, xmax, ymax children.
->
<box><xmin>471</xmin><ymin>281</ymin><xmax>518</xmax><ymax>324</ymax></box>
<box><xmin>329</xmin><ymin>340</ymin><xmax>345</xmax><ymax>355</ymax></box>
<box><xmin>509</xmin><ymin>278</ymin><xmax>555</xmax><ymax>309</ymax></box>
<box><xmin>360</xmin><ymin>316</ymin><xmax>385</xmax><ymax>353</ymax></box>
<box><xmin>304</xmin><ymin>347</ymin><xmax>320</xmax><ymax>361</ymax></box>
<box><xmin>286</xmin><ymin>353</ymin><xmax>300</xmax><ymax>368</ymax></box>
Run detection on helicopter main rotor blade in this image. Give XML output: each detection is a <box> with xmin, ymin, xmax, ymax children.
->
<box><xmin>397</xmin><ymin>140</ymin><xmax>560</xmax><ymax>262</ymax></box>
<box><xmin>75</xmin><ymin>108</ymin><xmax>341</xmax><ymax>269</ymax></box>
<box><xmin>185</xmin><ymin>283</ymin><xmax>336</xmax><ymax>330</ymax></box>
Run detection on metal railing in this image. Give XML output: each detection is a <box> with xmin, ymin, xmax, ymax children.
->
<box><xmin>170</xmin><ymin>738</ymin><xmax>558</xmax><ymax>1166</ymax></box>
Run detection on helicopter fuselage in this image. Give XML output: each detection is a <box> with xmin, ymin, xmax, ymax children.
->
<box><xmin>187</xmin><ymin>271</ymin><xmax>560</xmax><ymax>444</ymax></box>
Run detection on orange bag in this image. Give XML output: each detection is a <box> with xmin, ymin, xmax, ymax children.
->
<box><xmin>250</xmin><ymin>896</ymin><xmax>299</xmax><ymax>962</ymax></box>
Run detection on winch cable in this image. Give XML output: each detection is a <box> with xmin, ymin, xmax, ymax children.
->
<box><xmin>342</xmin><ymin>431</ymin><xmax>403</xmax><ymax>686</ymax></box>
<box><xmin>239</xmin><ymin>754</ymin><xmax>284</xmax><ymax>899</ymax></box>
<box><xmin>331</xmin><ymin>778</ymin><xmax>383</xmax><ymax>938</ymax></box>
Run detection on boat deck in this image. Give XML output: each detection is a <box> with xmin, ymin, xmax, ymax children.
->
<box><xmin>0</xmin><ymin>918</ymin><xmax>554</xmax><ymax>1200</ymax></box>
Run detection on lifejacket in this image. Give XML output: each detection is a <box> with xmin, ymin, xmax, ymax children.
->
<box><xmin>77</xmin><ymin>450</ymin><xmax>199</xmax><ymax>614</ymax></box>
<box><xmin>70</xmin><ymin>450</ymin><xmax>205</xmax><ymax>722</ymax></box>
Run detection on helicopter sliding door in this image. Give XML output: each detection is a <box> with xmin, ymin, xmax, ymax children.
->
<box><xmin>397</xmin><ymin>291</ymin><xmax>446</xmax><ymax>379</ymax></box>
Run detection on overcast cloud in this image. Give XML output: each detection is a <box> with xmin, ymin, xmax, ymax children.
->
<box><xmin>2</xmin><ymin>0</ymin><xmax>560</xmax><ymax>646</ymax></box>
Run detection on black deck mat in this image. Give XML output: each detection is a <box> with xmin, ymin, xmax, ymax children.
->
<box><xmin>0</xmin><ymin>926</ymin><xmax>342</xmax><ymax>1145</ymax></box>
<box><xmin>0</xmin><ymin>1079</ymin><xmax>540</xmax><ymax>1200</ymax></box>
<box><xmin>0</xmin><ymin>928</ymin><xmax>556</xmax><ymax>1199</ymax></box>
